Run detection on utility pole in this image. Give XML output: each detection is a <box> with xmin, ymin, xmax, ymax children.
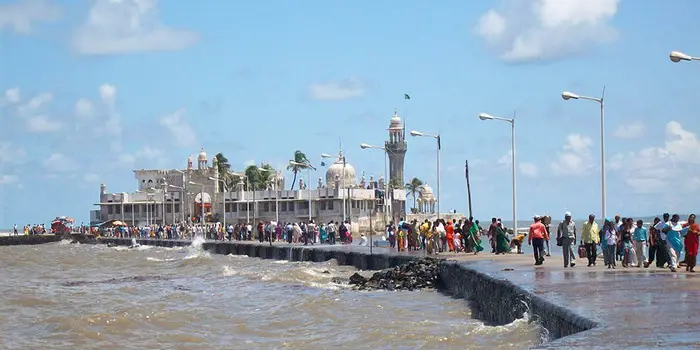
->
<box><xmin>465</xmin><ymin>160</ymin><xmax>473</xmax><ymax>218</ymax></box>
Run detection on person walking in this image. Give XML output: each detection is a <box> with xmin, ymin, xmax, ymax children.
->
<box><xmin>633</xmin><ymin>219</ymin><xmax>648</xmax><ymax>269</ymax></box>
<box><xmin>557</xmin><ymin>212</ymin><xmax>577</xmax><ymax>268</ymax></box>
<box><xmin>603</xmin><ymin>219</ymin><xmax>617</xmax><ymax>269</ymax></box>
<box><xmin>683</xmin><ymin>214</ymin><xmax>699</xmax><ymax>272</ymax></box>
<box><xmin>663</xmin><ymin>214</ymin><xmax>683</xmax><ymax>273</ymax></box>
<box><xmin>581</xmin><ymin>214</ymin><xmax>599</xmax><ymax>267</ymax></box>
<box><xmin>528</xmin><ymin>216</ymin><xmax>547</xmax><ymax>265</ymax></box>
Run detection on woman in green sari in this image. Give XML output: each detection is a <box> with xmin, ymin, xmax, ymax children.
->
<box><xmin>495</xmin><ymin>225</ymin><xmax>511</xmax><ymax>254</ymax></box>
<box><xmin>469</xmin><ymin>219</ymin><xmax>484</xmax><ymax>255</ymax></box>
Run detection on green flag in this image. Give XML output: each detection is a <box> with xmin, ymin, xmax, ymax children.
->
<box><xmin>404</xmin><ymin>93</ymin><xmax>410</xmax><ymax>100</ymax></box>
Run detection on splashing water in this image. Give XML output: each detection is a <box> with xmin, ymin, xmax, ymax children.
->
<box><xmin>183</xmin><ymin>236</ymin><xmax>209</xmax><ymax>260</ymax></box>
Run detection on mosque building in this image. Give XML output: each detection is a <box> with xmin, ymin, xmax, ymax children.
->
<box><xmin>92</xmin><ymin>111</ymin><xmax>408</xmax><ymax>232</ymax></box>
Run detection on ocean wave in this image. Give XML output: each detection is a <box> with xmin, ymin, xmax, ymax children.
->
<box><xmin>146</xmin><ymin>257</ymin><xmax>178</xmax><ymax>262</ymax></box>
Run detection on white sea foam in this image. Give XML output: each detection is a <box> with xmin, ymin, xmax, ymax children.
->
<box><xmin>146</xmin><ymin>257</ymin><xmax>177</xmax><ymax>262</ymax></box>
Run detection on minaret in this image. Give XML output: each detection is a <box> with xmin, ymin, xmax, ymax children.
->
<box><xmin>385</xmin><ymin>109</ymin><xmax>407</xmax><ymax>186</ymax></box>
<box><xmin>385</xmin><ymin>109</ymin><xmax>407</xmax><ymax>218</ymax></box>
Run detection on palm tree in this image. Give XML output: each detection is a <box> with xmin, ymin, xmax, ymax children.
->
<box><xmin>286</xmin><ymin>150</ymin><xmax>309</xmax><ymax>190</ymax></box>
<box><xmin>405</xmin><ymin>177</ymin><xmax>423</xmax><ymax>210</ymax></box>
<box><xmin>245</xmin><ymin>164</ymin><xmax>276</xmax><ymax>190</ymax></box>
<box><xmin>214</xmin><ymin>153</ymin><xmax>233</xmax><ymax>189</ymax></box>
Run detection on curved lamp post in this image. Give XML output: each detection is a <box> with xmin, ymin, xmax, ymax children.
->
<box><xmin>669</xmin><ymin>50</ymin><xmax>698</xmax><ymax>63</ymax></box>
<box><xmin>410</xmin><ymin>130</ymin><xmax>441</xmax><ymax>219</ymax></box>
<box><xmin>561</xmin><ymin>89</ymin><xmax>606</xmax><ymax>219</ymax></box>
<box><xmin>478</xmin><ymin>112</ymin><xmax>517</xmax><ymax>233</ymax></box>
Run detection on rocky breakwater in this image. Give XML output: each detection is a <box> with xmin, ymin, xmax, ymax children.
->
<box><xmin>349</xmin><ymin>258</ymin><xmax>442</xmax><ymax>291</ymax></box>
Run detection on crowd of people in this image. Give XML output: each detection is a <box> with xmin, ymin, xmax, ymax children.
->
<box><xmin>99</xmin><ymin>219</ymin><xmax>358</xmax><ymax>246</ymax></box>
<box><xmin>528</xmin><ymin>212</ymin><xmax>700</xmax><ymax>272</ymax></box>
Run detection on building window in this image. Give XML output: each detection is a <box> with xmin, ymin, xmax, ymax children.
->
<box><xmin>300</xmin><ymin>202</ymin><xmax>309</xmax><ymax>210</ymax></box>
<box><xmin>328</xmin><ymin>200</ymin><xmax>333</xmax><ymax>210</ymax></box>
<box><xmin>320</xmin><ymin>201</ymin><xmax>326</xmax><ymax>210</ymax></box>
<box><xmin>280</xmin><ymin>202</ymin><xmax>286</xmax><ymax>212</ymax></box>
<box><xmin>270</xmin><ymin>202</ymin><xmax>276</xmax><ymax>212</ymax></box>
<box><xmin>116</xmin><ymin>205</ymin><xmax>121</xmax><ymax>214</ymax></box>
<box><xmin>175</xmin><ymin>204</ymin><xmax>180</xmax><ymax>213</ymax></box>
<box><xmin>108</xmin><ymin>206</ymin><xmax>113</xmax><ymax>214</ymax></box>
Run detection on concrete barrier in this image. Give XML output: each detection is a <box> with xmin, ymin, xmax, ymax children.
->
<box><xmin>0</xmin><ymin>234</ymin><xmax>63</xmax><ymax>246</ymax></box>
<box><xmin>96</xmin><ymin>237</ymin><xmax>596</xmax><ymax>343</ymax></box>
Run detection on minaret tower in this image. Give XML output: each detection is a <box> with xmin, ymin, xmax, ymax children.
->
<box><xmin>385</xmin><ymin>109</ymin><xmax>407</xmax><ymax>218</ymax></box>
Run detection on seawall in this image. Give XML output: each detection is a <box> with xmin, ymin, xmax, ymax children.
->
<box><xmin>0</xmin><ymin>234</ymin><xmax>63</xmax><ymax>246</ymax></box>
<box><xmin>98</xmin><ymin>238</ymin><xmax>597</xmax><ymax>344</ymax></box>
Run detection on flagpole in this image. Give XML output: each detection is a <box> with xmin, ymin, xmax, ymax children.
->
<box><xmin>465</xmin><ymin>160</ymin><xmax>473</xmax><ymax>218</ymax></box>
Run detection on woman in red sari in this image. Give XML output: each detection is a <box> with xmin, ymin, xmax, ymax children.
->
<box><xmin>683</xmin><ymin>214</ymin><xmax>699</xmax><ymax>272</ymax></box>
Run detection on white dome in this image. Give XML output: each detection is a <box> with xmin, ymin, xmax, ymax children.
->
<box><xmin>419</xmin><ymin>184</ymin><xmax>434</xmax><ymax>199</ymax></box>
<box><xmin>389</xmin><ymin>109</ymin><xmax>403</xmax><ymax>129</ymax></box>
<box><xmin>326</xmin><ymin>160</ymin><xmax>356</xmax><ymax>186</ymax></box>
<box><xmin>198</xmin><ymin>148</ymin><xmax>207</xmax><ymax>161</ymax></box>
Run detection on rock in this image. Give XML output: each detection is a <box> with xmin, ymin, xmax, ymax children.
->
<box><xmin>352</xmin><ymin>257</ymin><xmax>442</xmax><ymax>291</ymax></box>
<box><xmin>349</xmin><ymin>272</ymin><xmax>368</xmax><ymax>285</ymax></box>
<box><xmin>330</xmin><ymin>277</ymin><xmax>346</xmax><ymax>284</ymax></box>
<box><xmin>322</xmin><ymin>270</ymin><xmax>331</xmax><ymax>274</ymax></box>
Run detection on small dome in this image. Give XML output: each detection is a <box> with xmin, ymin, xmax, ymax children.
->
<box><xmin>325</xmin><ymin>158</ymin><xmax>356</xmax><ymax>186</ymax></box>
<box><xmin>198</xmin><ymin>148</ymin><xmax>207</xmax><ymax>161</ymax></box>
<box><xmin>419</xmin><ymin>184</ymin><xmax>434</xmax><ymax>199</ymax></box>
<box><xmin>389</xmin><ymin>109</ymin><xmax>403</xmax><ymax>129</ymax></box>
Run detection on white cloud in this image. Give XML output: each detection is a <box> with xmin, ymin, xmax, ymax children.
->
<box><xmin>99</xmin><ymin>84</ymin><xmax>116</xmax><ymax>106</ymax></box>
<box><xmin>137</xmin><ymin>146</ymin><xmax>162</xmax><ymax>159</ymax></box>
<box><xmin>83</xmin><ymin>173</ymin><xmax>100</xmax><ymax>182</ymax></box>
<box><xmin>309</xmin><ymin>78</ymin><xmax>366</xmax><ymax>100</ymax></box>
<box><xmin>519</xmin><ymin>162</ymin><xmax>539</xmax><ymax>177</ymax></box>
<box><xmin>4</xmin><ymin>87</ymin><xmax>20</xmax><ymax>104</ymax></box>
<box><xmin>18</xmin><ymin>92</ymin><xmax>52</xmax><ymax>114</ymax></box>
<box><xmin>614</xmin><ymin>121</ymin><xmax>646</xmax><ymax>139</ymax></box>
<box><xmin>72</xmin><ymin>0</ymin><xmax>198</xmax><ymax>55</ymax></box>
<box><xmin>43</xmin><ymin>153</ymin><xmax>76</xmax><ymax>172</ymax></box>
<box><xmin>75</xmin><ymin>98</ymin><xmax>94</xmax><ymax>119</ymax></box>
<box><xmin>0</xmin><ymin>142</ymin><xmax>26</xmax><ymax>167</ymax></box>
<box><xmin>159</xmin><ymin>109</ymin><xmax>197</xmax><ymax>147</ymax></box>
<box><xmin>474</xmin><ymin>0</ymin><xmax>619</xmax><ymax>62</ymax></box>
<box><xmin>0</xmin><ymin>0</ymin><xmax>61</xmax><ymax>34</ymax></box>
<box><xmin>550</xmin><ymin>134</ymin><xmax>594</xmax><ymax>176</ymax></box>
<box><xmin>0</xmin><ymin>174</ymin><xmax>18</xmax><ymax>185</ymax></box>
<box><xmin>26</xmin><ymin>115</ymin><xmax>61</xmax><ymax>133</ymax></box>
<box><xmin>611</xmin><ymin>121</ymin><xmax>700</xmax><ymax>195</ymax></box>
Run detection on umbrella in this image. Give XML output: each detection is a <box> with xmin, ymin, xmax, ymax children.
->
<box><xmin>65</xmin><ymin>217</ymin><xmax>75</xmax><ymax>223</ymax></box>
<box><xmin>112</xmin><ymin>220</ymin><xmax>125</xmax><ymax>226</ymax></box>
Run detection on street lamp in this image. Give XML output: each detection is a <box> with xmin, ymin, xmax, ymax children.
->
<box><xmin>231</xmin><ymin>172</ymin><xmax>249</xmax><ymax>224</ymax></box>
<box><xmin>561</xmin><ymin>88</ymin><xmax>606</xmax><ymax>219</ymax></box>
<box><xmin>360</xmin><ymin>143</ymin><xmax>389</xmax><ymax>227</ymax></box>
<box><xmin>173</xmin><ymin>169</ymin><xmax>186</xmax><ymax>223</ymax></box>
<box><xmin>321</xmin><ymin>152</ymin><xmax>346</xmax><ymax>223</ymax></box>
<box><xmin>168</xmin><ymin>184</ymin><xmax>184</xmax><ymax>225</ymax></box>
<box><xmin>255</xmin><ymin>168</ymin><xmax>279</xmax><ymax>224</ymax></box>
<box><xmin>208</xmin><ymin>176</ymin><xmax>229</xmax><ymax>230</ymax></box>
<box><xmin>136</xmin><ymin>188</ymin><xmax>156</xmax><ymax>226</ymax></box>
<box><xmin>289</xmin><ymin>161</ymin><xmax>315</xmax><ymax>222</ymax></box>
<box><xmin>478</xmin><ymin>112</ymin><xmax>517</xmax><ymax>234</ymax></box>
<box><xmin>669</xmin><ymin>50</ymin><xmax>698</xmax><ymax>63</ymax></box>
<box><xmin>410</xmin><ymin>130</ymin><xmax>441</xmax><ymax>219</ymax></box>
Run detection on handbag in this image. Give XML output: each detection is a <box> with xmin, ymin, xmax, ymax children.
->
<box><xmin>556</xmin><ymin>236</ymin><xmax>563</xmax><ymax>246</ymax></box>
<box><xmin>578</xmin><ymin>245</ymin><xmax>586</xmax><ymax>259</ymax></box>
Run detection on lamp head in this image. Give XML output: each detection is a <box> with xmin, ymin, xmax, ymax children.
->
<box><xmin>670</xmin><ymin>51</ymin><xmax>692</xmax><ymax>62</ymax></box>
<box><xmin>320</xmin><ymin>153</ymin><xmax>333</xmax><ymax>158</ymax></box>
<box><xmin>561</xmin><ymin>91</ymin><xmax>580</xmax><ymax>100</ymax></box>
<box><xmin>360</xmin><ymin>143</ymin><xmax>371</xmax><ymax>149</ymax></box>
<box><xmin>478</xmin><ymin>113</ymin><xmax>494</xmax><ymax>121</ymax></box>
<box><xmin>409</xmin><ymin>130</ymin><xmax>423</xmax><ymax>137</ymax></box>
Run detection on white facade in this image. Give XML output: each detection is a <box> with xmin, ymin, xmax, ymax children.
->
<box><xmin>94</xmin><ymin>146</ymin><xmax>406</xmax><ymax>232</ymax></box>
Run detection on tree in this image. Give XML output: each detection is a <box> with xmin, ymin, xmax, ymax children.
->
<box><xmin>286</xmin><ymin>150</ymin><xmax>309</xmax><ymax>190</ymax></box>
<box><xmin>405</xmin><ymin>177</ymin><xmax>423</xmax><ymax>210</ymax></box>
<box><xmin>214</xmin><ymin>153</ymin><xmax>233</xmax><ymax>190</ymax></box>
<box><xmin>245</xmin><ymin>164</ymin><xmax>276</xmax><ymax>190</ymax></box>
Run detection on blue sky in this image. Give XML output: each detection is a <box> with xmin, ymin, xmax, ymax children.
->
<box><xmin>1</xmin><ymin>0</ymin><xmax>700</xmax><ymax>227</ymax></box>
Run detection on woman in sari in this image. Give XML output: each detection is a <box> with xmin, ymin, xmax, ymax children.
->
<box><xmin>495</xmin><ymin>224</ymin><xmax>511</xmax><ymax>254</ymax></box>
<box><xmin>445</xmin><ymin>220</ymin><xmax>455</xmax><ymax>252</ymax></box>
<box><xmin>469</xmin><ymin>219</ymin><xmax>484</xmax><ymax>255</ymax></box>
<box><xmin>683</xmin><ymin>214</ymin><xmax>699</xmax><ymax>272</ymax></box>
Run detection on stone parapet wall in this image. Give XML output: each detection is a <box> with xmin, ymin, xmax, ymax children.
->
<box><xmin>0</xmin><ymin>235</ymin><xmax>62</xmax><ymax>246</ymax></box>
<box><xmin>97</xmin><ymin>238</ymin><xmax>596</xmax><ymax>346</ymax></box>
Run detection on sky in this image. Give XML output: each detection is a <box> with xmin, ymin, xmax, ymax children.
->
<box><xmin>1</xmin><ymin>0</ymin><xmax>700</xmax><ymax>227</ymax></box>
